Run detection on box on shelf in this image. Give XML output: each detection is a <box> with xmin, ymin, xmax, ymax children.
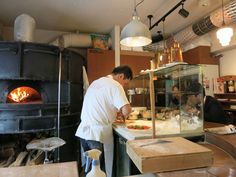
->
<box><xmin>90</xmin><ymin>33</ymin><xmax>109</xmax><ymax>50</ymax></box>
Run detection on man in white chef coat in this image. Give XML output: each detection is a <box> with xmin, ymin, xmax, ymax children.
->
<box><xmin>75</xmin><ymin>65</ymin><xmax>133</xmax><ymax>177</ymax></box>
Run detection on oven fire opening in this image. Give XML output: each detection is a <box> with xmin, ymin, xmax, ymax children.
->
<box><xmin>7</xmin><ymin>86</ymin><xmax>42</xmax><ymax>103</ymax></box>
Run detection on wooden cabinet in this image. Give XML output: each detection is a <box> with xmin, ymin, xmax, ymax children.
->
<box><xmin>87</xmin><ymin>49</ymin><xmax>115</xmax><ymax>83</ymax></box>
<box><xmin>214</xmin><ymin>75</ymin><xmax>236</xmax><ymax>124</ymax></box>
<box><xmin>87</xmin><ymin>49</ymin><xmax>154</xmax><ymax>82</ymax></box>
<box><xmin>214</xmin><ymin>93</ymin><xmax>236</xmax><ymax>124</ymax></box>
<box><xmin>183</xmin><ymin>46</ymin><xmax>219</xmax><ymax>65</ymax></box>
<box><xmin>120</xmin><ymin>50</ymin><xmax>154</xmax><ymax>77</ymax></box>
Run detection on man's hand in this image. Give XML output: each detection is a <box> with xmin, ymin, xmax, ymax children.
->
<box><xmin>116</xmin><ymin>111</ymin><xmax>126</xmax><ymax>123</ymax></box>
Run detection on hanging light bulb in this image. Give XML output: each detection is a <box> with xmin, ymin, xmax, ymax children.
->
<box><xmin>120</xmin><ymin>0</ymin><xmax>152</xmax><ymax>47</ymax></box>
<box><xmin>216</xmin><ymin>0</ymin><xmax>234</xmax><ymax>46</ymax></box>
<box><xmin>217</xmin><ymin>27</ymin><xmax>233</xmax><ymax>46</ymax></box>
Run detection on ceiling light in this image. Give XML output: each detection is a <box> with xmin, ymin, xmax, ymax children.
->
<box><xmin>198</xmin><ymin>0</ymin><xmax>210</xmax><ymax>7</ymax></box>
<box><xmin>120</xmin><ymin>0</ymin><xmax>152</xmax><ymax>47</ymax></box>
<box><xmin>217</xmin><ymin>27</ymin><xmax>233</xmax><ymax>46</ymax></box>
<box><xmin>178</xmin><ymin>3</ymin><xmax>189</xmax><ymax>18</ymax></box>
<box><xmin>216</xmin><ymin>0</ymin><xmax>233</xmax><ymax>46</ymax></box>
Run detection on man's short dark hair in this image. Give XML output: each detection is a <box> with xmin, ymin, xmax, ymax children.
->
<box><xmin>112</xmin><ymin>65</ymin><xmax>133</xmax><ymax>80</ymax></box>
<box><xmin>188</xmin><ymin>82</ymin><xmax>204</xmax><ymax>96</ymax></box>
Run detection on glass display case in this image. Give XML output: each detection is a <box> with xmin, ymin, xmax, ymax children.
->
<box><xmin>127</xmin><ymin>64</ymin><xmax>204</xmax><ymax>137</ymax></box>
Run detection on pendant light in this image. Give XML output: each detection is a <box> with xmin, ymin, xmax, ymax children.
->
<box><xmin>160</xmin><ymin>20</ymin><xmax>171</xmax><ymax>65</ymax></box>
<box><xmin>216</xmin><ymin>0</ymin><xmax>233</xmax><ymax>46</ymax></box>
<box><xmin>120</xmin><ymin>0</ymin><xmax>152</xmax><ymax>47</ymax></box>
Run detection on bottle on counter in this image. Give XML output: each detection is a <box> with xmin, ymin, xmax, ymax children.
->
<box><xmin>228</xmin><ymin>80</ymin><xmax>235</xmax><ymax>93</ymax></box>
<box><xmin>234</xmin><ymin>81</ymin><xmax>236</xmax><ymax>92</ymax></box>
<box><xmin>161</xmin><ymin>48</ymin><xmax>171</xmax><ymax>65</ymax></box>
<box><xmin>171</xmin><ymin>40</ymin><xmax>183</xmax><ymax>63</ymax></box>
<box><xmin>85</xmin><ymin>149</ymin><xmax>106</xmax><ymax>177</ymax></box>
<box><xmin>224</xmin><ymin>80</ymin><xmax>227</xmax><ymax>93</ymax></box>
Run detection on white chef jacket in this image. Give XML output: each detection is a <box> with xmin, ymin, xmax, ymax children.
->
<box><xmin>75</xmin><ymin>75</ymin><xmax>129</xmax><ymax>143</ymax></box>
<box><xmin>75</xmin><ymin>75</ymin><xmax>129</xmax><ymax>177</ymax></box>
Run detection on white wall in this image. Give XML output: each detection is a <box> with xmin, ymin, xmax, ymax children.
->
<box><xmin>210</xmin><ymin>22</ymin><xmax>236</xmax><ymax>54</ymax></box>
<box><xmin>182</xmin><ymin>22</ymin><xmax>236</xmax><ymax>77</ymax></box>
<box><xmin>220</xmin><ymin>49</ymin><xmax>236</xmax><ymax>76</ymax></box>
<box><xmin>210</xmin><ymin>22</ymin><xmax>236</xmax><ymax>76</ymax></box>
<box><xmin>182</xmin><ymin>33</ymin><xmax>211</xmax><ymax>52</ymax></box>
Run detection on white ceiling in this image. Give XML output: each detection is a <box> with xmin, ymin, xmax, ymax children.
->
<box><xmin>0</xmin><ymin>0</ymin><xmax>230</xmax><ymax>38</ymax></box>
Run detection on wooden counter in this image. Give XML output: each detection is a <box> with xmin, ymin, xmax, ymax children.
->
<box><xmin>126</xmin><ymin>137</ymin><xmax>213</xmax><ymax>173</ymax></box>
<box><xmin>154</xmin><ymin>142</ymin><xmax>236</xmax><ymax>177</ymax></box>
<box><xmin>123</xmin><ymin>122</ymin><xmax>236</xmax><ymax>177</ymax></box>
<box><xmin>124</xmin><ymin>142</ymin><xmax>236</xmax><ymax>177</ymax></box>
<box><xmin>0</xmin><ymin>161</ymin><xmax>79</xmax><ymax>177</ymax></box>
<box><xmin>205</xmin><ymin>132</ymin><xmax>236</xmax><ymax>159</ymax></box>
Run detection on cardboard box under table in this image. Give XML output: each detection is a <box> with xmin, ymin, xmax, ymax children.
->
<box><xmin>126</xmin><ymin>137</ymin><xmax>213</xmax><ymax>173</ymax></box>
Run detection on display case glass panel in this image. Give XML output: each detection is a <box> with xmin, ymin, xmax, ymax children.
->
<box><xmin>127</xmin><ymin>64</ymin><xmax>204</xmax><ymax>137</ymax></box>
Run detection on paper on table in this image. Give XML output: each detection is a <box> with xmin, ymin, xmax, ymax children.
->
<box><xmin>205</xmin><ymin>124</ymin><xmax>236</xmax><ymax>135</ymax></box>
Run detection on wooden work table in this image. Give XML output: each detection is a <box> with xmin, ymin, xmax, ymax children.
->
<box><xmin>124</xmin><ymin>138</ymin><xmax>236</xmax><ymax>177</ymax></box>
<box><xmin>152</xmin><ymin>142</ymin><xmax>236</xmax><ymax>177</ymax></box>
<box><xmin>123</xmin><ymin>122</ymin><xmax>236</xmax><ymax>177</ymax></box>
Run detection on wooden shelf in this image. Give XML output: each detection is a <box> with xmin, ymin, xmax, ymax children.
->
<box><xmin>215</xmin><ymin>93</ymin><xmax>236</xmax><ymax>96</ymax></box>
<box><xmin>224</xmin><ymin>108</ymin><xmax>236</xmax><ymax>112</ymax></box>
<box><xmin>120</xmin><ymin>50</ymin><xmax>155</xmax><ymax>58</ymax></box>
<box><xmin>214</xmin><ymin>93</ymin><xmax>236</xmax><ymax>100</ymax></box>
<box><xmin>219</xmin><ymin>75</ymin><xmax>236</xmax><ymax>81</ymax></box>
<box><xmin>88</xmin><ymin>49</ymin><xmax>155</xmax><ymax>57</ymax></box>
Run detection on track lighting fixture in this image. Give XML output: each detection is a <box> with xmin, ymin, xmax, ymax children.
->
<box><xmin>178</xmin><ymin>3</ymin><xmax>189</xmax><ymax>18</ymax></box>
<box><xmin>148</xmin><ymin>0</ymin><xmax>187</xmax><ymax>30</ymax></box>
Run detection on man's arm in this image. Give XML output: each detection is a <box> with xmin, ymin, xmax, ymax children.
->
<box><xmin>120</xmin><ymin>104</ymin><xmax>132</xmax><ymax>119</ymax></box>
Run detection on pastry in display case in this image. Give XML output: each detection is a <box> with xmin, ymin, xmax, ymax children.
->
<box><xmin>127</xmin><ymin>64</ymin><xmax>204</xmax><ymax>137</ymax></box>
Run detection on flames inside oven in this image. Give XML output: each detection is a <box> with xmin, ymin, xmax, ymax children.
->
<box><xmin>7</xmin><ymin>86</ymin><xmax>42</xmax><ymax>103</ymax></box>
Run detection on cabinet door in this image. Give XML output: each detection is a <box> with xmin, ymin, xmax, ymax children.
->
<box><xmin>120</xmin><ymin>55</ymin><xmax>150</xmax><ymax>76</ymax></box>
<box><xmin>87</xmin><ymin>49</ymin><xmax>115</xmax><ymax>83</ymax></box>
<box><xmin>183</xmin><ymin>46</ymin><xmax>219</xmax><ymax>65</ymax></box>
<box><xmin>114</xmin><ymin>133</ymin><xmax>140</xmax><ymax>177</ymax></box>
